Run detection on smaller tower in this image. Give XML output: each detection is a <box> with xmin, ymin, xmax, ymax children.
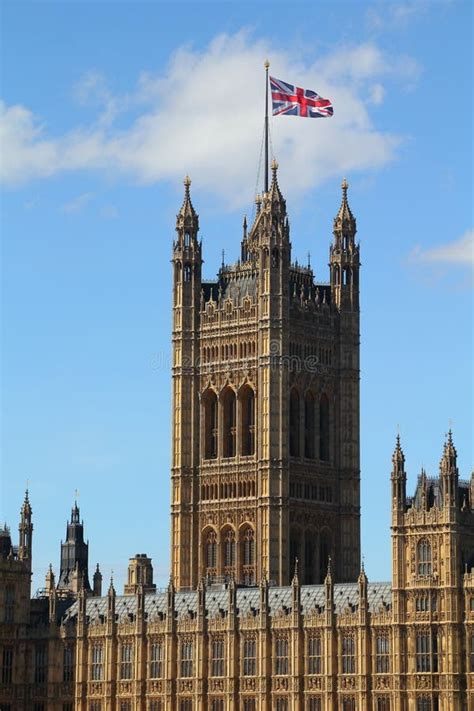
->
<box><xmin>330</xmin><ymin>179</ymin><xmax>359</xmax><ymax>311</ymax></box>
<box><xmin>171</xmin><ymin>176</ymin><xmax>203</xmax><ymax>590</ymax></box>
<box><xmin>45</xmin><ymin>564</ymin><xmax>55</xmax><ymax>594</ymax></box>
<box><xmin>440</xmin><ymin>429</ymin><xmax>459</xmax><ymax>508</ymax></box>
<box><xmin>57</xmin><ymin>501</ymin><xmax>91</xmax><ymax>596</ymax></box>
<box><xmin>93</xmin><ymin>563</ymin><xmax>102</xmax><ymax>597</ymax></box>
<box><xmin>123</xmin><ymin>553</ymin><xmax>156</xmax><ymax>595</ymax></box>
<box><xmin>391</xmin><ymin>434</ymin><xmax>407</xmax><ymax>516</ymax></box>
<box><xmin>18</xmin><ymin>489</ymin><xmax>33</xmax><ymax>565</ymax></box>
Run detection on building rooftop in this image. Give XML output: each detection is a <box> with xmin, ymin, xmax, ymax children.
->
<box><xmin>62</xmin><ymin>581</ymin><xmax>392</xmax><ymax>624</ymax></box>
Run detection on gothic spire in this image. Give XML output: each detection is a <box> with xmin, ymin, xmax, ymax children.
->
<box><xmin>21</xmin><ymin>487</ymin><xmax>32</xmax><ymax>517</ymax></box>
<box><xmin>392</xmin><ymin>434</ymin><xmax>406</xmax><ymax>476</ymax></box>
<box><xmin>176</xmin><ymin>175</ymin><xmax>199</xmax><ymax>237</ymax></box>
<box><xmin>267</xmin><ymin>159</ymin><xmax>286</xmax><ymax>213</ymax></box>
<box><xmin>333</xmin><ymin>178</ymin><xmax>356</xmax><ymax>235</ymax></box>
<box><xmin>440</xmin><ymin>429</ymin><xmax>458</xmax><ymax>475</ymax></box>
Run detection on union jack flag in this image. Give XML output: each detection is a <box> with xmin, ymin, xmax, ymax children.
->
<box><xmin>270</xmin><ymin>76</ymin><xmax>333</xmax><ymax>118</ymax></box>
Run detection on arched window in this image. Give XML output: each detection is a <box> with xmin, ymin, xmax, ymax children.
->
<box><xmin>223</xmin><ymin>528</ymin><xmax>235</xmax><ymax>569</ymax></box>
<box><xmin>222</xmin><ymin>388</ymin><xmax>236</xmax><ymax>458</ymax></box>
<box><xmin>289</xmin><ymin>389</ymin><xmax>300</xmax><ymax>457</ymax></box>
<box><xmin>203</xmin><ymin>390</ymin><xmax>218</xmax><ymax>459</ymax></box>
<box><xmin>304</xmin><ymin>392</ymin><xmax>315</xmax><ymax>459</ymax></box>
<box><xmin>417</xmin><ymin>540</ymin><xmax>432</xmax><ymax>577</ymax></box>
<box><xmin>205</xmin><ymin>530</ymin><xmax>217</xmax><ymax>570</ymax></box>
<box><xmin>243</xmin><ymin>528</ymin><xmax>254</xmax><ymax>566</ymax></box>
<box><xmin>241</xmin><ymin>526</ymin><xmax>255</xmax><ymax>585</ymax></box>
<box><xmin>319</xmin><ymin>394</ymin><xmax>330</xmax><ymax>462</ymax></box>
<box><xmin>241</xmin><ymin>386</ymin><xmax>255</xmax><ymax>456</ymax></box>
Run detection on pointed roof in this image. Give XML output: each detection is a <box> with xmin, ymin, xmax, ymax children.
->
<box><xmin>177</xmin><ymin>175</ymin><xmax>199</xmax><ymax>227</ymax></box>
<box><xmin>71</xmin><ymin>500</ymin><xmax>80</xmax><ymax>524</ymax></box>
<box><xmin>291</xmin><ymin>557</ymin><xmax>300</xmax><ymax>586</ymax></box>
<box><xmin>392</xmin><ymin>433</ymin><xmax>405</xmax><ymax>471</ymax></box>
<box><xmin>440</xmin><ymin>429</ymin><xmax>458</xmax><ymax>474</ymax></box>
<box><xmin>21</xmin><ymin>487</ymin><xmax>32</xmax><ymax>516</ymax></box>
<box><xmin>267</xmin><ymin>159</ymin><xmax>286</xmax><ymax>209</ymax></box>
<box><xmin>358</xmin><ymin>557</ymin><xmax>368</xmax><ymax>586</ymax></box>
<box><xmin>324</xmin><ymin>556</ymin><xmax>333</xmax><ymax>585</ymax></box>
<box><xmin>334</xmin><ymin>178</ymin><xmax>356</xmax><ymax>232</ymax></box>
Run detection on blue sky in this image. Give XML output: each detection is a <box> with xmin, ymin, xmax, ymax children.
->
<box><xmin>1</xmin><ymin>0</ymin><xmax>472</xmax><ymax>593</ymax></box>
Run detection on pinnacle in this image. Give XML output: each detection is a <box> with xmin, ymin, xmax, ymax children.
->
<box><xmin>178</xmin><ymin>174</ymin><xmax>198</xmax><ymax>223</ymax></box>
<box><xmin>334</xmin><ymin>177</ymin><xmax>356</xmax><ymax>231</ymax></box>
<box><xmin>392</xmin><ymin>432</ymin><xmax>405</xmax><ymax>465</ymax></box>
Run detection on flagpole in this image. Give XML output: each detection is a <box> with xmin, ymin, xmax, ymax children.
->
<box><xmin>264</xmin><ymin>59</ymin><xmax>270</xmax><ymax>194</ymax></box>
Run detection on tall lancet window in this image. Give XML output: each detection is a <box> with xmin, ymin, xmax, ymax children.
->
<box><xmin>204</xmin><ymin>391</ymin><xmax>218</xmax><ymax>460</ymax></box>
<box><xmin>319</xmin><ymin>394</ymin><xmax>330</xmax><ymax>462</ymax></box>
<box><xmin>223</xmin><ymin>528</ymin><xmax>236</xmax><ymax>570</ymax></box>
<box><xmin>242</xmin><ymin>527</ymin><xmax>255</xmax><ymax>585</ymax></box>
<box><xmin>304</xmin><ymin>391</ymin><xmax>315</xmax><ymax>459</ymax></box>
<box><xmin>241</xmin><ymin>386</ymin><xmax>255</xmax><ymax>456</ymax></box>
<box><xmin>205</xmin><ymin>530</ymin><xmax>217</xmax><ymax>571</ymax></box>
<box><xmin>289</xmin><ymin>389</ymin><xmax>300</xmax><ymax>457</ymax></box>
<box><xmin>417</xmin><ymin>539</ymin><xmax>432</xmax><ymax>577</ymax></box>
<box><xmin>222</xmin><ymin>388</ymin><xmax>236</xmax><ymax>458</ymax></box>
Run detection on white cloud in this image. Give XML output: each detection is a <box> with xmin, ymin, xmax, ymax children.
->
<box><xmin>61</xmin><ymin>192</ymin><xmax>94</xmax><ymax>214</ymax></box>
<box><xmin>0</xmin><ymin>32</ymin><xmax>418</xmax><ymax>208</ymax></box>
<box><xmin>99</xmin><ymin>204</ymin><xmax>119</xmax><ymax>219</ymax></box>
<box><xmin>367</xmin><ymin>2</ymin><xmax>428</xmax><ymax>31</ymax></box>
<box><xmin>369</xmin><ymin>83</ymin><xmax>385</xmax><ymax>105</ymax></box>
<box><xmin>409</xmin><ymin>229</ymin><xmax>474</xmax><ymax>267</ymax></box>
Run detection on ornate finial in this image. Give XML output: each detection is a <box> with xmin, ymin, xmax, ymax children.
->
<box><xmin>341</xmin><ymin>177</ymin><xmax>348</xmax><ymax>193</ymax></box>
<box><xmin>292</xmin><ymin>557</ymin><xmax>299</xmax><ymax>582</ymax></box>
<box><xmin>264</xmin><ymin>59</ymin><xmax>270</xmax><ymax>70</ymax></box>
<box><xmin>325</xmin><ymin>555</ymin><xmax>333</xmax><ymax>585</ymax></box>
<box><xmin>255</xmin><ymin>193</ymin><xmax>262</xmax><ymax>214</ymax></box>
<box><xmin>221</xmin><ymin>249</ymin><xmax>225</xmax><ymax>268</ymax></box>
<box><xmin>184</xmin><ymin>175</ymin><xmax>191</xmax><ymax>190</ymax></box>
<box><xmin>271</xmin><ymin>158</ymin><xmax>279</xmax><ymax>173</ymax></box>
<box><xmin>307</xmin><ymin>251</ymin><xmax>311</xmax><ymax>269</ymax></box>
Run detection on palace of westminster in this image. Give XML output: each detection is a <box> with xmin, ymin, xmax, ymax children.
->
<box><xmin>1</xmin><ymin>164</ymin><xmax>473</xmax><ymax>711</ymax></box>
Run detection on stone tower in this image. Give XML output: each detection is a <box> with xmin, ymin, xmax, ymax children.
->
<box><xmin>57</xmin><ymin>501</ymin><xmax>91</xmax><ymax>595</ymax></box>
<box><xmin>171</xmin><ymin>165</ymin><xmax>361</xmax><ymax>590</ymax></box>
<box><xmin>390</xmin><ymin>432</ymin><xmax>474</xmax><ymax>710</ymax></box>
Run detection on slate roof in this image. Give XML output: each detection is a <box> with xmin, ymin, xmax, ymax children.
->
<box><xmin>62</xmin><ymin>582</ymin><xmax>392</xmax><ymax>624</ymax></box>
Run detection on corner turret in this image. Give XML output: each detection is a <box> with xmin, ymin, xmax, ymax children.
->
<box><xmin>18</xmin><ymin>488</ymin><xmax>33</xmax><ymax>565</ymax></box>
<box><xmin>330</xmin><ymin>179</ymin><xmax>360</xmax><ymax>311</ymax></box>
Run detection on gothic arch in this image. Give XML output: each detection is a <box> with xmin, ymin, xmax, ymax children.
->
<box><xmin>202</xmin><ymin>527</ymin><xmax>218</xmax><ymax>577</ymax></box>
<box><xmin>239</xmin><ymin>524</ymin><xmax>255</xmax><ymax>585</ymax></box>
<box><xmin>221</xmin><ymin>386</ymin><xmax>237</xmax><ymax>458</ymax></box>
<box><xmin>202</xmin><ymin>388</ymin><xmax>218</xmax><ymax>460</ymax></box>
<box><xmin>221</xmin><ymin>525</ymin><xmax>236</xmax><ymax>574</ymax></box>
<box><xmin>239</xmin><ymin>384</ymin><xmax>256</xmax><ymax>456</ymax></box>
